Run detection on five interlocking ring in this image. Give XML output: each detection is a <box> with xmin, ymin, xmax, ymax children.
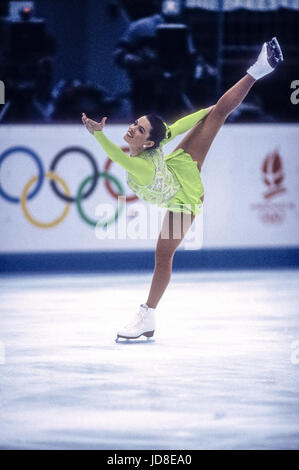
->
<box><xmin>0</xmin><ymin>145</ymin><xmax>138</xmax><ymax>229</ymax></box>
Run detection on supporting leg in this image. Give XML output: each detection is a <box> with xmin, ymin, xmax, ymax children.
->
<box><xmin>146</xmin><ymin>210</ymin><xmax>195</xmax><ymax>309</ymax></box>
<box><xmin>173</xmin><ymin>73</ymin><xmax>256</xmax><ymax>171</ymax></box>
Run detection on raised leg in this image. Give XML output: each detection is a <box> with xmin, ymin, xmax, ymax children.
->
<box><xmin>146</xmin><ymin>210</ymin><xmax>195</xmax><ymax>309</ymax></box>
<box><xmin>173</xmin><ymin>73</ymin><xmax>256</xmax><ymax>171</ymax></box>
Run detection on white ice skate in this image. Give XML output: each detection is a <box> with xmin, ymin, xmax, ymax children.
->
<box><xmin>115</xmin><ymin>304</ymin><xmax>156</xmax><ymax>342</ymax></box>
<box><xmin>247</xmin><ymin>37</ymin><xmax>284</xmax><ymax>80</ymax></box>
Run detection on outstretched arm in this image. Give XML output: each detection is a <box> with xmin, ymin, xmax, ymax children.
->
<box><xmin>82</xmin><ymin>113</ymin><xmax>154</xmax><ymax>185</ymax></box>
<box><xmin>162</xmin><ymin>106</ymin><xmax>214</xmax><ymax>145</ymax></box>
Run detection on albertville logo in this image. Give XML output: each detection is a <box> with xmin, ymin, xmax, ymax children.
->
<box><xmin>250</xmin><ymin>149</ymin><xmax>295</xmax><ymax>225</ymax></box>
<box><xmin>262</xmin><ymin>150</ymin><xmax>286</xmax><ymax>199</ymax></box>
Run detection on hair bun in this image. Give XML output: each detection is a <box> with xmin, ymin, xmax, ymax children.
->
<box><xmin>146</xmin><ymin>114</ymin><xmax>167</xmax><ymax>149</ymax></box>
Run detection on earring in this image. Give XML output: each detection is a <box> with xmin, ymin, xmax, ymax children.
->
<box><xmin>143</xmin><ymin>145</ymin><xmax>146</xmax><ymax>148</ymax></box>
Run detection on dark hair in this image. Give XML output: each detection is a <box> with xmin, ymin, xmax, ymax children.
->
<box><xmin>146</xmin><ymin>114</ymin><xmax>166</xmax><ymax>150</ymax></box>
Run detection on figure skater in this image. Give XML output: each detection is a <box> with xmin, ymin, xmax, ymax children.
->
<box><xmin>82</xmin><ymin>38</ymin><xmax>283</xmax><ymax>341</ymax></box>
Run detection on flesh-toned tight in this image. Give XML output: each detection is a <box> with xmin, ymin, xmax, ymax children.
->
<box><xmin>145</xmin><ymin>74</ymin><xmax>256</xmax><ymax>308</ymax></box>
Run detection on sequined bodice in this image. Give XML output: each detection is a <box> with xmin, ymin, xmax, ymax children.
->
<box><xmin>126</xmin><ymin>146</ymin><xmax>181</xmax><ymax>206</ymax></box>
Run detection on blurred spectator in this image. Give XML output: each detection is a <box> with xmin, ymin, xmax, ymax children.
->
<box><xmin>0</xmin><ymin>55</ymin><xmax>56</xmax><ymax>123</ymax></box>
<box><xmin>114</xmin><ymin>12</ymin><xmax>164</xmax><ymax>117</ymax></box>
<box><xmin>51</xmin><ymin>80</ymin><xmax>121</xmax><ymax>123</ymax></box>
<box><xmin>113</xmin><ymin>2</ymin><xmax>217</xmax><ymax>119</ymax></box>
<box><xmin>0</xmin><ymin>5</ymin><xmax>56</xmax><ymax>123</ymax></box>
<box><xmin>117</xmin><ymin>0</ymin><xmax>161</xmax><ymax>21</ymax></box>
<box><xmin>226</xmin><ymin>96</ymin><xmax>276</xmax><ymax>123</ymax></box>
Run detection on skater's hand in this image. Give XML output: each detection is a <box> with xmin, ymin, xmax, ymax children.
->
<box><xmin>82</xmin><ymin>113</ymin><xmax>107</xmax><ymax>135</ymax></box>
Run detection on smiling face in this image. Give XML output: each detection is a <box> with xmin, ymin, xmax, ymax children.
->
<box><xmin>124</xmin><ymin>116</ymin><xmax>155</xmax><ymax>156</ymax></box>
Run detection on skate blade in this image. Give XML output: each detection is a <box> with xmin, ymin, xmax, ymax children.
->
<box><xmin>115</xmin><ymin>331</ymin><xmax>155</xmax><ymax>343</ymax></box>
<box><xmin>269</xmin><ymin>37</ymin><xmax>284</xmax><ymax>62</ymax></box>
<box><xmin>115</xmin><ymin>338</ymin><xmax>155</xmax><ymax>344</ymax></box>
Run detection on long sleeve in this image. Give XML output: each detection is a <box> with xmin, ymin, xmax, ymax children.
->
<box><xmin>94</xmin><ymin>130</ymin><xmax>155</xmax><ymax>185</ymax></box>
<box><xmin>161</xmin><ymin>108</ymin><xmax>207</xmax><ymax>145</ymax></box>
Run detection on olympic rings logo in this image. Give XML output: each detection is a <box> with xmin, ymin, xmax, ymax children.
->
<box><xmin>0</xmin><ymin>145</ymin><xmax>138</xmax><ymax>229</ymax></box>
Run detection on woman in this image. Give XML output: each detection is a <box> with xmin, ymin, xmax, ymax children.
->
<box><xmin>82</xmin><ymin>38</ymin><xmax>283</xmax><ymax>341</ymax></box>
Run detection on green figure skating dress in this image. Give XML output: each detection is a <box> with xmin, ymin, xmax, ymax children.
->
<box><xmin>94</xmin><ymin>108</ymin><xmax>207</xmax><ymax>216</ymax></box>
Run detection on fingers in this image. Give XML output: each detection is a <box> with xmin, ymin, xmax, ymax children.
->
<box><xmin>81</xmin><ymin>113</ymin><xmax>93</xmax><ymax>135</ymax></box>
<box><xmin>82</xmin><ymin>114</ymin><xmax>107</xmax><ymax>133</ymax></box>
<box><xmin>82</xmin><ymin>113</ymin><xmax>107</xmax><ymax>126</ymax></box>
<box><xmin>82</xmin><ymin>113</ymin><xmax>93</xmax><ymax>132</ymax></box>
<box><xmin>82</xmin><ymin>113</ymin><xmax>90</xmax><ymax>123</ymax></box>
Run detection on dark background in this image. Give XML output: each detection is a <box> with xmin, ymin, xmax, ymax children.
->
<box><xmin>0</xmin><ymin>0</ymin><xmax>298</xmax><ymax>123</ymax></box>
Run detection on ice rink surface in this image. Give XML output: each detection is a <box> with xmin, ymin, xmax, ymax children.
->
<box><xmin>0</xmin><ymin>269</ymin><xmax>299</xmax><ymax>450</ymax></box>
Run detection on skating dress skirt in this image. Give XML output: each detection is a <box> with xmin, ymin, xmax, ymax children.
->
<box><xmin>164</xmin><ymin>147</ymin><xmax>204</xmax><ymax>216</ymax></box>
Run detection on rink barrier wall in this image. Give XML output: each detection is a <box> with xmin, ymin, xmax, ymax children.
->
<box><xmin>1</xmin><ymin>124</ymin><xmax>299</xmax><ymax>253</ymax></box>
<box><xmin>0</xmin><ymin>248</ymin><xmax>299</xmax><ymax>274</ymax></box>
